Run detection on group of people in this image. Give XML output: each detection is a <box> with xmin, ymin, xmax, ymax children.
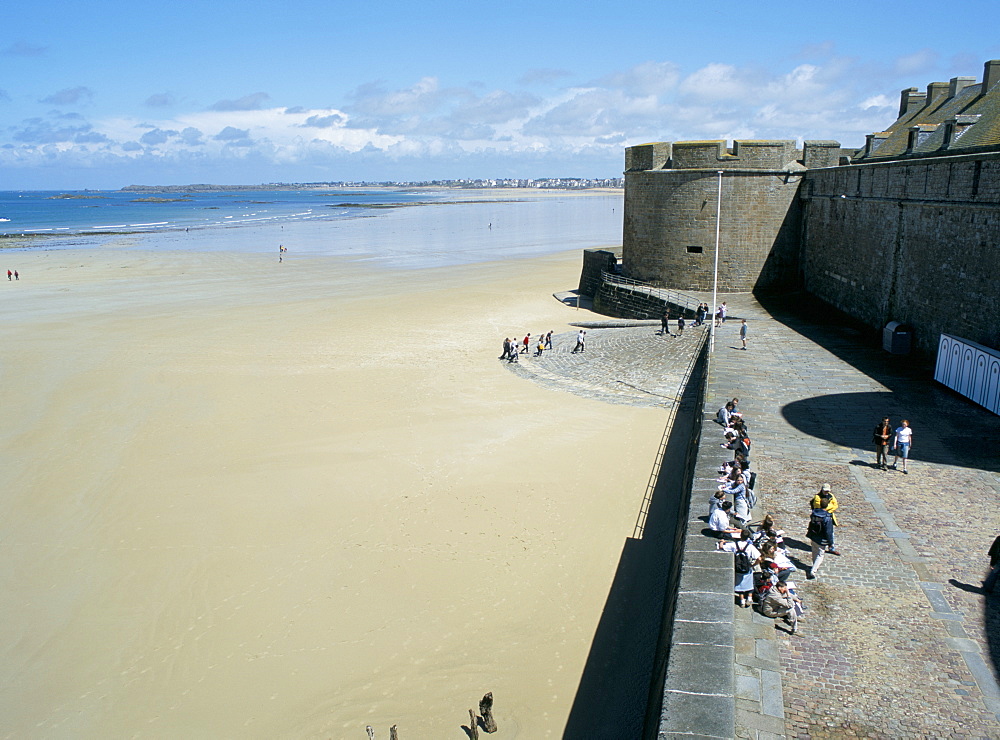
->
<box><xmin>872</xmin><ymin>416</ymin><xmax>914</xmax><ymax>474</ymax></box>
<box><xmin>660</xmin><ymin>301</ymin><xmax>735</xmax><ymax>338</ymax></box>
<box><xmin>708</xmin><ymin>397</ymin><xmax>850</xmax><ymax>633</ymax></box>
<box><xmin>692</xmin><ymin>302</ymin><xmax>719</xmax><ymax>327</ymax></box>
<box><xmin>6</xmin><ymin>269</ymin><xmax>18</xmax><ymax>280</ymax></box>
<box><xmin>500</xmin><ymin>331</ymin><xmax>554</xmax><ymax>362</ymax></box>
<box><xmin>660</xmin><ymin>311</ymin><xmax>687</xmax><ymax>338</ymax></box>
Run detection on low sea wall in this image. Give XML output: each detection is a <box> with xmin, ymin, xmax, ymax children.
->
<box><xmin>645</xmin><ymin>341</ymin><xmax>739</xmax><ymax>738</ymax></box>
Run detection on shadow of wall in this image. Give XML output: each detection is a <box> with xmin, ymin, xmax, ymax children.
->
<box><xmin>562</xmin><ymin>341</ymin><xmax>708</xmax><ymax>739</ymax></box>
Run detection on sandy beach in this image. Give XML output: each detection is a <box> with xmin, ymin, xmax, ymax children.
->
<box><xmin>0</xmin><ymin>246</ymin><xmax>665</xmax><ymax>737</ymax></box>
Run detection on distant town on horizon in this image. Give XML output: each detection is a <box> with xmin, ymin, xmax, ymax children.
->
<box><xmin>118</xmin><ymin>178</ymin><xmax>624</xmax><ymax>193</ymax></box>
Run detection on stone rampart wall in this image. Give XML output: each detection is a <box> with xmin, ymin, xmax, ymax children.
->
<box><xmin>623</xmin><ymin>169</ymin><xmax>802</xmax><ymax>292</ymax></box>
<box><xmin>578</xmin><ymin>247</ymin><xmax>621</xmax><ymax>297</ymax></box>
<box><xmin>800</xmin><ymin>152</ymin><xmax>1000</xmax><ymax>355</ymax></box>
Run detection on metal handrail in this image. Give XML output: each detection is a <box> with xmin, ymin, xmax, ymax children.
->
<box><xmin>632</xmin><ymin>330</ymin><xmax>708</xmax><ymax>539</ymax></box>
<box><xmin>600</xmin><ymin>271</ymin><xmax>699</xmax><ymax>313</ymax></box>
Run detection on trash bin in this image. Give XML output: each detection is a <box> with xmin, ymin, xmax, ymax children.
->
<box><xmin>883</xmin><ymin>321</ymin><xmax>912</xmax><ymax>354</ymax></box>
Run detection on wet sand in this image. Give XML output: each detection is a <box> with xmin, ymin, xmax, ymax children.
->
<box><xmin>0</xmin><ymin>247</ymin><xmax>664</xmax><ymax>737</ymax></box>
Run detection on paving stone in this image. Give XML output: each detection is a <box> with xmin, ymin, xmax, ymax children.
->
<box><xmin>512</xmin><ymin>290</ymin><xmax>1000</xmax><ymax>738</ymax></box>
<box><xmin>736</xmin><ymin>674</ymin><xmax>761</xmax><ymax>702</ymax></box>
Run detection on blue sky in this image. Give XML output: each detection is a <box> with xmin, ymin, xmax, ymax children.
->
<box><xmin>2</xmin><ymin>0</ymin><xmax>999</xmax><ymax>189</ymax></box>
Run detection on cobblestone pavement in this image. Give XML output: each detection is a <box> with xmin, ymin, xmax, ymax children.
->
<box><xmin>512</xmin><ymin>293</ymin><xmax>1000</xmax><ymax>738</ymax></box>
<box><xmin>502</xmin><ymin>322</ymin><xmax>709</xmax><ymax>407</ymax></box>
<box><xmin>702</xmin><ymin>294</ymin><xmax>1000</xmax><ymax>739</ymax></box>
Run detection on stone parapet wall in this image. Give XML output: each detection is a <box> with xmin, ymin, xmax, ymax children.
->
<box><xmin>625</xmin><ymin>142</ymin><xmax>672</xmax><ymax>172</ymax></box>
<box><xmin>652</xmin><ymin>341</ymin><xmax>734</xmax><ymax>738</ymax></box>
<box><xmin>800</xmin><ymin>151</ymin><xmax>1000</xmax><ymax>355</ymax></box>
<box><xmin>578</xmin><ymin>247</ymin><xmax>621</xmax><ymax>297</ymax></box>
<box><xmin>669</xmin><ymin>140</ymin><xmax>800</xmax><ymax>170</ymax></box>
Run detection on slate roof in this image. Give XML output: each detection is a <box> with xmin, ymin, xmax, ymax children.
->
<box><xmin>858</xmin><ymin>65</ymin><xmax>1000</xmax><ymax>160</ymax></box>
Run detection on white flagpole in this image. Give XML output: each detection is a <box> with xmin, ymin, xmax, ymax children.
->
<box><xmin>711</xmin><ymin>170</ymin><xmax>722</xmax><ymax>353</ymax></box>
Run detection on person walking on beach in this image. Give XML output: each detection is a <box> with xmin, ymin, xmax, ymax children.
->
<box><xmin>6</xmin><ymin>270</ymin><xmax>10</xmax><ymax>281</ymax></box>
<box><xmin>14</xmin><ymin>270</ymin><xmax>18</xmax><ymax>280</ymax></box>
<box><xmin>572</xmin><ymin>329</ymin><xmax>586</xmax><ymax>353</ymax></box>
<box><xmin>545</xmin><ymin>331</ymin><xmax>553</xmax><ymax>350</ymax></box>
<box><xmin>521</xmin><ymin>333</ymin><xmax>531</xmax><ymax>355</ymax></box>
<box><xmin>873</xmin><ymin>416</ymin><xmax>892</xmax><ymax>470</ymax></box>
<box><xmin>535</xmin><ymin>336</ymin><xmax>545</xmax><ymax>357</ymax></box>
<box><xmin>740</xmin><ymin>319</ymin><xmax>748</xmax><ymax>349</ymax></box>
<box><xmin>501</xmin><ymin>338</ymin><xmax>511</xmax><ymax>360</ymax></box>
<box><xmin>891</xmin><ymin>419</ymin><xmax>913</xmax><ymax>474</ymax></box>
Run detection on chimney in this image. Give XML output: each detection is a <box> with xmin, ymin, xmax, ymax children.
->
<box><xmin>898</xmin><ymin>87</ymin><xmax>926</xmax><ymax>118</ymax></box>
<box><xmin>949</xmin><ymin>76</ymin><xmax>976</xmax><ymax>98</ymax></box>
<box><xmin>983</xmin><ymin>60</ymin><xmax>1000</xmax><ymax>94</ymax></box>
<box><xmin>926</xmin><ymin>81</ymin><xmax>949</xmax><ymax>105</ymax></box>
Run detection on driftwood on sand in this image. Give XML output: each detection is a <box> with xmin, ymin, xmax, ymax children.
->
<box><xmin>479</xmin><ymin>692</ymin><xmax>497</xmax><ymax>733</ymax></box>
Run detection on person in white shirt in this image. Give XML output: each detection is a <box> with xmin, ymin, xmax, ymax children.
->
<box><xmin>709</xmin><ymin>501</ymin><xmax>740</xmax><ymax>537</ymax></box>
<box><xmin>891</xmin><ymin>419</ymin><xmax>913</xmax><ymax>474</ymax></box>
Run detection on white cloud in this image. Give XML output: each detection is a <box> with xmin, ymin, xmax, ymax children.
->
<box><xmin>679</xmin><ymin>64</ymin><xmax>751</xmax><ymax>102</ymax></box>
<box><xmin>893</xmin><ymin>49</ymin><xmax>938</xmax><ymax>76</ymax></box>
<box><xmin>859</xmin><ymin>94</ymin><xmax>893</xmax><ymax>110</ymax></box>
<box><xmin>145</xmin><ymin>93</ymin><xmax>176</xmax><ymax>107</ymax></box>
<box><xmin>209</xmin><ymin>92</ymin><xmax>271</xmax><ymax>112</ymax></box>
<box><xmin>40</xmin><ymin>86</ymin><xmax>94</xmax><ymax>105</ymax></box>
<box><xmin>0</xmin><ymin>57</ymin><xmax>910</xmax><ymax>182</ymax></box>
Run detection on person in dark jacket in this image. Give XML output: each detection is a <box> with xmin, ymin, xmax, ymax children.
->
<box><xmin>985</xmin><ymin>534</ymin><xmax>1000</xmax><ymax>593</ymax></box>
<box><xmin>806</xmin><ymin>500</ymin><xmax>836</xmax><ymax>580</ymax></box>
<box><xmin>873</xmin><ymin>416</ymin><xmax>892</xmax><ymax>470</ymax></box>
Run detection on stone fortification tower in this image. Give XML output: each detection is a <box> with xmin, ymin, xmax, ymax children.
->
<box><xmin>622</xmin><ymin>139</ymin><xmax>840</xmax><ymax>292</ymax></box>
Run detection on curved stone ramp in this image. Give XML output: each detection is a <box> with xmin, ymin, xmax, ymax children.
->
<box><xmin>503</xmin><ymin>322</ymin><xmax>709</xmax><ymax>408</ymax></box>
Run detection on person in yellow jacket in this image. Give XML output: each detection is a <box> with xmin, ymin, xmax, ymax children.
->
<box><xmin>808</xmin><ymin>484</ymin><xmax>840</xmax><ymax>555</ymax></box>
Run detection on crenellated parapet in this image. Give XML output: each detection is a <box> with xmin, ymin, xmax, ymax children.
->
<box><xmin>625</xmin><ymin>142</ymin><xmax>672</xmax><ymax>172</ymax></box>
<box><xmin>802</xmin><ymin>141</ymin><xmax>842</xmax><ymax>169</ymax></box>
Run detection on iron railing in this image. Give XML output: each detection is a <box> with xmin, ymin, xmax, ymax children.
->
<box><xmin>600</xmin><ymin>271</ymin><xmax>700</xmax><ymax>314</ymax></box>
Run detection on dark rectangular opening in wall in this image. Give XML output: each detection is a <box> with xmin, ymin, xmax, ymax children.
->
<box><xmin>686</xmin><ymin>246</ymin><xmax>704</xmax><ymax>254</ymax></box>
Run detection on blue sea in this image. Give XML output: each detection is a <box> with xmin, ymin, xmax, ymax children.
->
<box><xmin>0</xmin><ymin>188</ymin><xmax>623</xmax><ymax>269</ymax></box>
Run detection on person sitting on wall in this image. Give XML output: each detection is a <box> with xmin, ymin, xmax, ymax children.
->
<box><xmin>709</xmin><ymin>501</ymin><xmax>742</xmax><ymax>538</ymax></box>
<box><xmin>759</xmin><ymin>540</ymin><xmax>796</xmax><ymax>583</ymax></box>
<box><xmin>720</xmin><ymin>473</ymin><xmax>751</xmax><ymax>524</ymax></box>
<box><xmin>709</xmin><ymin>490</ymin><xmax>727</xmax><ymax>517</ymax></box>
